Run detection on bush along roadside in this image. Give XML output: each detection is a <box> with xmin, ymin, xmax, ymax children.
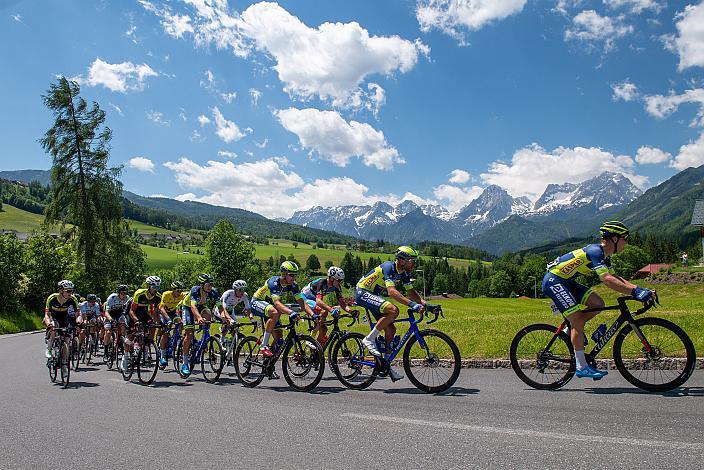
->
<box><xmin>0</xmin><ymin>307</ymin><xmax>43</xmax><ymax>335</ymax></box>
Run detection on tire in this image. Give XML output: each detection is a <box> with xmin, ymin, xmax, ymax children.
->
<box><xmin>613</xmin><ymin>317</ymin><xmax>696</xmax><ymax>392</ymax></box>
<box><xmin>201</xmin><ymin>337</ymin><xmax>224</xmax><ymax>383</ymax></box>
<box><xmin>60</xmin><ymin>342</ymin><xmax>71</xmax><ymax>388</ymax></box>
<box><xmin>137</xmin><ymin>341</ymin><xmax>159</xmax><ymax>385</ymax></box>
<box><xmin>85</xmin><ymin>335</ymin><xmax>93</xmax><ymax>366</ymax></box>
<box><xmin>325</xmin><ymin>332</ymin><xmax>340</xmax><ymax>370</ymax></box>
<box><xmin>282</xmin><ymin>334</ymin><xmax>324</xmax><ymax>392</ymax></box>
<box><xmin>121</xmin><ymin>350</ymin><xmax>134</xmax><ymax>381</ymax></box>
<box><xmin>234</xmin><ymin>336</ymin><xmax>265</xmax><ymax>387</ymax></box>
<box><xmin>171</xmin><ymin>332</ymin><xmax>181</xmax><ymax>374</ymax></box>
<box><xmin>157</xmin><ymin>331</ymin><xmax>169</xmax><ymax>371</ymax></box>
<box><xmin>175</xmin><ymin>336</ymin><xmax>190</xmax><ymax>378</ymax></box>
<box><xmin>330</xmin><ymin>332</ymin><xmax>377</xmax><ymax>390</ymax></box>
<box><xmin>402</xmin><ymin>329</ymin><xmax>462</xmax><ymax>394</ymax></box>
<box><xmin>104</xmin><ymin>340</ymin><xmax>114</xmax><ymax>370</ymax></box>
<box><xmin>71</xmin><ymin>337</ymin><xmax>81</xmax><ymax>372</ymax></box>
<box><xmin>510</xmin><ymin>323</ymin><xmax>575</xmax><ymax>390</ymax></box>
<box><xmin>48</xmin><ymin>342</ymin><xmax>58</xmax><ymax>383</ymax></box>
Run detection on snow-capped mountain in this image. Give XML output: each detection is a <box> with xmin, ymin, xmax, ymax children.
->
<box><xmin>286</xmin><ymin>172</ymin><xmax>642</xmax><ymax>245</ymax></box>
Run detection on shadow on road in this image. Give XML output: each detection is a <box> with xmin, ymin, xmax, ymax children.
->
<box><xmin>58</xmin><ymin>381</ymin><xmax>100</xmax><ymax>389</ymax></box>
<box><xmin>583</xmin><ymin>386</ymin><xmax>704</xmax><ymax>397</ymax></box>
<box><xmin>382</xmin><ymin>386</ymin><xmax>479</xmax><ymax>396</ymax></box>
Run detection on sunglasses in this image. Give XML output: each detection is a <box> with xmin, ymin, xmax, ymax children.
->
<box><xmin>64</xmin><ymin>289</ymin><xmax>74</xmax><ymax>294</ymax></box>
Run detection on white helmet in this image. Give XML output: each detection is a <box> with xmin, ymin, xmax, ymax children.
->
<box><xmin>232</xmin><ymin>280</ymin><xmax>247</xmax><ymax>291</ymax></box>
<box><xmin>327</xmin><ymin>266</ymin><xmax>345</xmax><ymax>280</ymax></box>
<box><xmin>57</xmin><ymin>280</ymin><xmax>75</xmax><ymax>290</ymax></box>
<box><xmin>145</xmin><ymin>275</ymin><xmax>161</xmax><ymax>287</ymax></box>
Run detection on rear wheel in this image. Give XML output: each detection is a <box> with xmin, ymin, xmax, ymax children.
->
<box><xmin>330</xmin><ymin>332</ymin><xmax>377</xmax><ymax>390</ymax></box>
<box><xmin>121</xmin><ymin>349</ymin><xmax>134</xmax><ymax>381</ymax></box>
<box><xmin>60</xmin><ymin>342</ymin><xmax>71</xmax><ymax>388</ymax></box>
<box><xmin>48</xmin><ymin>341</ymin><xmax>58</xmax><ymax>383</ymax></box>
<box><xmin>175</xmin><ymin>337</ymin><xmax>191</xmax><ymax>378</ymax></box>
<box><xmin>201</xmin><ymin>336</ymin><xmax>224</xmax><ymax>383</ymax></box>
<box><xmin>402</xmin><ymin>329</ymin><xmax>461</xmax><ymax>394</ymax></box>
<box><xmin>85</xmin><ymin>335</ymin><xmax>94</xmax><ymax>365</ymax></box>
<box><xmin>613</xmin><ymin>317</ymin><xmax>696</xmax><ymax>392</ymax></box>
<box><xmin>137</xmin><ymin>341</ymin><xmax>159</xmax><ymax>385</ymax></box>
<box><xmin>510</xmin><ymin>323</ymin><xmax>575</xmax><ymax>390</ymax></box>
<box><xmin>104</xmin><ymin>340</ymin><xmax>114</xmax><ymax>370</ymax></box>
<box><xmin>71</xmin><ymin>337</ymin><xmax>81</xmax><ymax>371</ymax></box>
<box><xmin>282</xmin><ymin>334</ymin><xmax>324</xmax><ymax>392</ymax></box>
<box><xmin>234</xmin><ymin>336</ymin><xmax>265</xmax><ymax>387</ymax></box>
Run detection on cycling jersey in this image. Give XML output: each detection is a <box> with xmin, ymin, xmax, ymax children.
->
<box><xmin>301</xmin><ymin>277</ymin><xmax>341</xmax><ymax>300</ymax></box>
<box><xmin>130</xmin><ymin>288</ymin><xmax>162</xmax><ymax>321</ymax></box>
<box><xmin>159</xmin><ymin>290</ymin><xmax>185</xmax><ymax>312</ymax></box>
<box><xmin>45</xmin><ymin>293</ymin><xmax>80</xmax><ymax>328</ymax></box>
<box><xmin>79</xmin><ymin>301</ymin><xmax>101</xmax><ymax>319</ymax></box>
<box><xmin>105</xmin><ymin>293</ymin><xmax>130</xmax><ymax>317</ymax></box>
<box><xmin>220</xmin><ymin>289</ymin><xmax>251</xmax><ymax>313</ymax></box>
<box><xmin>252</xmin><ymin>276</ymin><xmax>303</xmax><ymax>303</ymax></box>
<box><xmin>356</xmin><ymin>261</ymin><xmax>413</xmax><ymax>295</ymax></box>
<box><xmin>547</xmin><ymin>244</ymin><xmax>613</xmax><ymax>279</ymax></box>
<box><xmin>179</xmin><ymin>286</ymin><xmax>221</xmax><ymax>309</ymax></box>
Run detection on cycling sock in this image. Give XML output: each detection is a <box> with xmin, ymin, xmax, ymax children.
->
<box><xmin>365</xmin><ymin>327</ymin><xmax>381</xmax><ymax>342</ymax></box>
<box><xmin>575</xmin><ymin>349</ymin><xmax>587</xmax><ymax>370</ymax></box>
<box><xmin>182</xmin><ymin>353</ymin><xmax>189</xmax><ymax>366</ymax></box>
<box><xmin>262</xmin><ymin>332</ymin><xmax>271</xmax><ymax>346</ymax></box>
<box><xmin>160</xmin><ymin>349</ymin><xmax>167</xmax><ymax>358</ymax></box>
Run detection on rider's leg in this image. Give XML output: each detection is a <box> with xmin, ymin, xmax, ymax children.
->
<box><xmin>262</xmin><ymin>308</ymin><xmax>281</xmax><ymax>349</ymax></box>
<box><xmin>567</xmin><ymin>292</ymin><xmax>605</xmax><ymax>373</ymax></box>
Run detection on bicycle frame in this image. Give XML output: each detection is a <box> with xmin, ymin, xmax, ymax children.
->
<box><xmin>355</xmin><ymin>310</ymin><xmax>428</xmax><ymax>368</ymax></box>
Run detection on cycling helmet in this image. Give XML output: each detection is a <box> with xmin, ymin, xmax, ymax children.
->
<box><xmin>86</xmin><ymin>294</ymin><xmax>97</xmax><ymax>302</ymax></box>
<box><xmin>197</xmin><ymin>273</ymin><xmax>215</xmax><ymax>284</ymax></box>
<box><xmin>599</xmin><ymin>221</ymin><xmax>630</xmax><ymax>239</ymax></box>
<box><xmin>395</xmin><ymin>246</ymin><xmax>419</xmax><ymax>260</ymax></box>
<box><xmin>116</xmin><ymin>284</ymin><xmax>129</xmax><ymax>293</ymax></box>
<box><xmin>327</xmin><ymin>266</ymin><xmax>345</xmax><ymax>280</ymax></box>
<box><xmin>280</xmin><ymin>261</ymin><xmax>300</xmax><ymax>274</ymax></box>
<box><xmin>57</xmin><ymin>280</ymin><xmax>74</xmax><ymax>290</ymax></box>
<box><xmin>145</xmin><ymin>275</ymin><xmax>161</xmax><ymax>287</ymax></box>
<box><xmin>171</xmin><ymin>280</ymin><xmax>185</xmax><ymax>290</ymax></box>
<box><xmin>232</xmin><ymin>280</ymin><xmax>247</xmax><ymax>290</ymax></box>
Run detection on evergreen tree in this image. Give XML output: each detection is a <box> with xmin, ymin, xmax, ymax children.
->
<box><xmin>305</xmin><ymin>254</ymin><xmax>321</xmax><ymax>272</ymax></box>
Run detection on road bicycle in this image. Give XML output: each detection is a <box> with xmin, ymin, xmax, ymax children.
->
<box><xmin>121</xmin><ymin>323</ymin><xmax>161</xmax><ymax>385</ymax></box>
<box><xmin>76</xmin><ymin>318</ymin><xmax>101</xmax><ymax>366</ymax></box>
<box><xmin>175</xmin><ymin>320</ymin><xmax>224</xmax><ymax>383</ymax></box>
<box><xmin>157</xmin><ymin>321</ymin><xmax>182</xmax><ymax>372</ymax></box>
<box><xmin>103</xmin><ymin>321</ymin><xmax>124</xmax><ymax>370</ymax></box>
<box><xmin>46</xmin><ymin>327</ymin><xmax>74</xmax><ymax>388</ymax></box>
<box><xmin>234</xmin><ymin>313</ymin><xmax>325</xmax><ymax>392</ymax></box>
<box><xmin>331</xmin><ymin>304</ymin><xmax>461</xmax><ymax>394</ymax></box>
<box><xmin>510</xmin><ymin>294</ymin><xmax>696</xmax><ymax>392</ymax></box>
<box><xmin>218</xmin><ymin>319</ymin><xmax>259</xmax><ymax>371</ymax></box>
<box><xmin>302</xmin><ymin>308</ymin><xmax>360</xmax><ymax>370</ymax></box>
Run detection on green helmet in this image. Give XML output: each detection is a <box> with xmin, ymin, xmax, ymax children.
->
<box><xmin>280</xmin><ymin>261</ymin><xmax>300</xmax><ymax>274</ymax></box>
<box><xmin>395</xmin><ymin>245</ymin><xmax>419</xmax><ymax>260</ymax></box>
<box><xmin>599</xmin><ymin>221</ymin><xmax>630</xmax><ymax>238</ymax></box>
<box><xmin>197</xmin><ymin>273</ymin><xmax>215</xmax><ymax>284</ymax></box>
<box><xmin>171</xmin><ymin>280</ymin><xmax>185</xmax><ymax>290</ymax></box>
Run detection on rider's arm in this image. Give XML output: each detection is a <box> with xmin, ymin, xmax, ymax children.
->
<box><xmin>129</xmin><ymin>300</ymin><xmax>139</xmax><ymax>323</ymax></box>
<box><xmin>298</xmin><ymin>297</ymin><xmax>314</xmax><ymax>316</ymax></box>
<box><xmin>407</xmin><ymin>288</ymin><xmax>425</xmax><ymax>306</ymax></box>
<box><xmin>386</xmin><ymin>286</ymin><xmax>414</xmax><ymax>308</ymax></box>
<box><xmin>315</xmin><ymin>295</ymin><xmax>333</xmax><ymax>313</ymax></box>
<box><xmin>600</xmin><ymin>272</ymin><xmax>637</xmax><ymax>295</ymax></box>
<box><xmin>272</xmin><ymin>298</ymin><xmax>293</xmax><ymax>315</ymax></box>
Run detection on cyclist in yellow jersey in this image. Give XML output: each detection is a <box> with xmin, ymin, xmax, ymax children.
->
<box><xmin>158</xmin><ymin>281</ymin><xmax>186</xmax><ymax>367</ymax></box>
<box><xmin>43</xmin><ymin>280</ymin><xmax>80</xmax><ymax>358</ymax></box>
<box><xmin>543</xmin><ymin>221</ymin><xmax>654</xmax><ymax>379</ymax></box>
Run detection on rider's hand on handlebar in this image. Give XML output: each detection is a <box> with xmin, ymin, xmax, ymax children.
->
<box><xmin>632</xmin><ymin>286</ymin><xmax>653</xmax><ymax>302</ymax></box>
<box><xmin>409</xmin><ymin>301</ymin><xmax>424</xmax><ymax>313</ymax></box>
<box><xmin>331</xmin><ymin>307</ymin><xmax>340</xmax><ymax>318</ymax></box>
<box><xmin>289</xmin><ymin>311</ymin><xmax>300</xmax><ymax>322</ymax></box>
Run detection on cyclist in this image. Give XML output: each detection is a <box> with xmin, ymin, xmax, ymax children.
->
<box><xmin>120</xmin><ymin>276</ymin><xmax>162</xmax><ymax>372</ymax></box>
<box><xmin>178</xmin><ymin>273</ymin><xmax>222</xmax><ymax>376</ymax></box>
<box><xmin>301</xmin><ymin>266</ymin><xmax>353</xmax><ymax>346</ymax></box>
<box><xmin>77</xmin><ymin>294</ymin><xmax>101</xmax><ymax>351</ymax></box>
<box><xmin>252</xmin><ymin>261</ymin><xmax>314</xmax><ymax>360</ymax></box>
<box><xmin>216</xmin><ymin>279</ymin><xmax>253</xmax><ymax>332</ymax></box>
<box><xmin>157</xmin><ymin>281</ymin><xmax>186</xmax><ymax>368</ymax></box>
<box><xmin>357</xmin><ymin>246</ymin><xmax>426</xmax><ymax>382</ymax></box>
<box><xmin>43</xmin><ymin>280</ymin><xmax>80</xmax><ymax>358</ymax></box>
<box><xmin>103</xmin><ymin>285</ymin><xmax>130</xmax><ymax>347</ymax></box>
<box><xmin>542</xmin><ymin>221</ymin><xmax>654</xmax><ymax>379</ymax></box>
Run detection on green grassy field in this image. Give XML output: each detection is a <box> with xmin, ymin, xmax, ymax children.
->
<box><xmin>141</xmin><ymin>244</ymin><xmax>203</xmax><ymax>269</ymax></box>
<box><xmin>0</xmin><ymin>308</ymin><xmax>43</xmax><ymax>335</ymax></box>
<box><xmin>0</xmin><ymin>204</ymin><xmax>62</xmax><ymax>233</ymax></box>
<box><xmin>127</xmin><ymin>219</ymin><xmax>188</xmax><ymax>236</ymax></box>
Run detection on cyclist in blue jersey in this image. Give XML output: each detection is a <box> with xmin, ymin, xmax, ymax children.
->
<box><xmin>542</xmin><ymin>221</ymin><xmax>654</xmax><ymax>379</ymax></box>
<box><xmin>357</xmin><ymin>246</ymin><xmax>427</xmax><ymax>382</ymax></box>
<box><xmin>301</xmin><ymin>266</ymin><xmax>353</xmax><ymax>346</ymax></box>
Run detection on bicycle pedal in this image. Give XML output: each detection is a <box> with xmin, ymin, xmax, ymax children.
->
<box><xmin>592</xmin><ymin>376</ymin><xmax>603</xmax><ymax>381</ymax></box>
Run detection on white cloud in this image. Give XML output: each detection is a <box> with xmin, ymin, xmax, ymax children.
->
<box><xmin>448</xmin><ymin>169</ymin><xmax>470</xmax><ymax>184</ymax></box>
<box><xmin>200</xmin><ymin>69</ymin><xmax>216</xmax><ymax>90</ymax></box>
<box><xmin>220</xmin><ymin>91</ymin><xmax>237</xmax><ymax>103</ymax></box>
<box><xmin>108</xmin><ymin>103</ymin><xmax>124</xmax><ymax>116</ymax></box>
<box><xmin>218</xmin><ymin>150</ymin><xmax>238</xmax><ymax>159</ymax></box>
<box><xmin>162</xmin><ymin>157</ymin><xmax>426</xmax><ymax>218</ymax></box>
<box><xmin>603</xmin><ymin>0</ymin><xmax>663</xmax><ymax>14</ymax></box>
<box><xmin>125</xmin><ymin>25</ymin><xmax>139</xmax><ymax>44</ymax></box>
<box><xmin>416</xmin><ymin>0</ymin><xmax>526</xmax><ymax>44</ymax></box>
<box><xmin>139</xmin><ymin>0</ymin><xmax>194</xmax><ymax>38</ymax></box>
<box><xmin>178</xmin><ymin>110</ymin><xmax>187</xmax><ymax>121</ymax></box>
<box><xmin>666</xmin><ymin>2</ymin><xmax>704</xmax><ymax>70</ymax></box>
<box><xmin>644</xmin><ymin>88</ymin><xmax>704</xmax><ymax>127</ymax></box>
<box><xmin>480</xmin><ymin>143</ymin><xmax>646</xmax><ymax>198</ymax></box>
<box><xmin>611</xmin><ymin>79</ymin><xmax>639</xmax><ymax>101</ymax></box>
<box><xmin>635</xmin><ymin>146</ymin><xmax>671</xmax><ymax>164</ymax></box>
<box><xmin>212</xmin><ymin>106</ymin><xmax>248</xmax><ymax>143</ymax></box>
<box><xmin>189</xmin><ymin>130</ymin><xmax>205</xmax><ymax>143</ymax></box>
<box><xmin>197</xmin><ymin>114</ymin><xmax>211</xmax><ymax>126</ymax></box>
<box><xmin>146</xmin><ymin>110</ymin><xmax>170</xmax><ymax>126</ymax></box>
<box><xmin>254</xmin><ymin>138</ymin><xmax>269</xmax><ymax>149</ymax></box>
<box><xmin>12</xmin><ymin>14</ymin><xmax>22</xmax><ymax>23</ymax></box>
<box><xmin>671</xmin><ymin>132</ymin><xmax>704</xmax><ymax>170</ymax></box>
<box><xmin>433</xmin><ymin>184</ymin><xmax>484</xmax><ymax>211</ymax></box>
<box><xmin>275</xmin><ymin>107</ymin><xmax>404</xmax><ymax>170</ymax></box>
<box><xmin>564</xmin><ymin>10</ymin><xmax>633</xmax><ymax>52</ymax></box>
<box><xmin>75</xmin><ymin>58</ymin><xmax>158</xmax><ymax>92</ymax></box>
<box><xmin>249</xmin><ymin>88</ymin><xmax>262</xmax><ymax>106</ymax></box>
<box><xmin>142</xmin><ymin>1</ymin><xmax>426</xmax><ymax>110</ymax></box>
<box><xmin>128</xmin><ymin>157</ymin><xmax>155</xmax><ymax>173</ymax></box>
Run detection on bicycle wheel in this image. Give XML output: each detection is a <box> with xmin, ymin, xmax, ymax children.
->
<box><xmin>48</xmin><ymin>342</ymin><xmax>58</xmax><ymax>383</ymax></box>
<box><xmin>510</xmin><ymin>323</ymin><xmax>575</xmax><ymax>390</ymax></box>
<box><xmin>171</xmin><ymin>332</ymin><xmax>181</xmax><ymax>374</ymax></box>
<box><xmin>104</xmin><ymin>340</ymin><xmax>114</xmax><ymax>369</ymax></box>
<box><xmin>157</xmin><ymin>330</ymin><xmax>169</xmax><ymax>370</ymax></box>
<box><xmin>234</xmin><ymin>336</ymin><xmax>265</xmax><ymax>387</ymax></box>
<box><xmin>137</xmin><ymin>341</ymin><xmax>159</xmax><ymax>385</ymax></box>
<box><xmin>71</xmin><ymin>337</ymin><xmax>81</xmax><ymax>371</ymax></box>
<box><xmin>201</xmin><ymin>336</ymin><xmax>224</xmax><ymax>383</ymax></box>
<box><xmin>331</xmin><ymin>332</ymin><xmax>377</xmax><ymax>390</ymax></box>
<box><xmin>121</xmin><ymin>350</ymin><xmax>134</xmax><ymax>381</ymax></box>
<box><xmin>402</xmin><ymin>329</ymin><xmax>461</xmax><ymax>394</ymax></box>
<box><xmin>282</xmin><ymin>334</ymin><xmax>324</xmax><ymax>392</ymax></box>
<box><xmin>613</xmin><ymin>317</ymin><xmax>696</xmax><ymax>392</ymax></box>
<box><xmin>325</xmin><ymin>332</ymin><xmax>340</xmax><ymax>370</ymax></box>
<box><xmin>175</xmin><ymin>336</ymin><xmax>191</xmax><ymax>378</ymax></box>
<box><xmin>85</xmin><ymin>335</ymin><xmax>94</xmax><ymax>365</ymax></box>
<box><xmin>60</xmin><ymin>341</ymin><xmax>71</xmax><ymax>388</ymax></box>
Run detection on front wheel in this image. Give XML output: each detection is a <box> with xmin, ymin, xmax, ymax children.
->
<box><xmin>71</xmin><ymin>337</ymin><xmax>81</xmax><ymax>372</ymax></box>
<box><xmin>613</xmin><ymin>317</ymin><xmax>696</xmax><ymax>392</ymax></box>
<box><xmin>510</xmin><ymin>323</ymin><xmax>575</xmax><ymax>390</ymax></box>
<box><xmin>60</xmin><ymin>341</ymin><xmax>71</xmax><ymax>388</ymax></box>
<box><xmin>330</xmin><ymin>332</ymin><xmax>377</xmax><ymax>390</ymax></box>
<box><xmin>403</xmin><ymin>329</ymin><xmax>461</xmax><ymax>393</ymax></box>
<box><xmin>282</xmin><ymin>334</ymin><xmax>324</xmax><ymax>392</ymax></box>
<box><xmin>121</xmin><ymin>350</ymin><xmax>134</xmax><ymax>381</ymax></box>
<box><xmin>233</xmin><ymin>336</ymin><xmax>265</xmax><ymax>387</ymax></box>
<box><xmin>137</xmin><ymin>341</ymin><xmax>159</xmax><ymax>385</ymax></box>
<box><xmin>201</xmin><ymin>336</ymin><xmax>224</xmax><ymax>383</ymax></box>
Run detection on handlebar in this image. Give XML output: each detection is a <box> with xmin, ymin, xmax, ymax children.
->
<box><xmin>405</xmin><ymin>303</ymin><xmax>444</xmax><ymax>324</ymax></box>
<box><xmin>615</xmin><ymin>293</ymin><xmax>660</xmax><ymax>316</ymax></box>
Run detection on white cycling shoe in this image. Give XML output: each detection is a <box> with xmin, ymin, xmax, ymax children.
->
<box><xmin>362</xmin><ymin>337</ymin><xmax>381</xmax><ymax>357</ymax></box>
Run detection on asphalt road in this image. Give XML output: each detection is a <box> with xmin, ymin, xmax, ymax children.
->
<box><xmin>2</xmin><ymin>331</ymin><xmax>704</xmax><ymax>469</ymax></box>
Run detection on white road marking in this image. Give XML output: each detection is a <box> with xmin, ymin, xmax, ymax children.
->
<box><xmin>342</xmin><ymin>412</ymin><xmax>704</xmax><ymax>451</ymax></box>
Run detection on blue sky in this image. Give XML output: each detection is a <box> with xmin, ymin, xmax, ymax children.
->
<box><xmin>2</xmin><ymin>0</ymin><xmax>704</xmax><ymax>218</ymax></box>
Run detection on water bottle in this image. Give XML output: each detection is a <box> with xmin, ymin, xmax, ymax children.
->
<box><xmin>389</xmin><ymin>335</ymin><xmax>401</xmax><ymax>353</ymax></box>
<box><xmin>274</xmin><ymin>338</ymin><xmax>284</xmax><ymax>353</ymax></box>
<box><xmin>591</xmin><ymin>323</ymin><xmax>607</xmax><ymax>342</ymax></box>
<box><xmin>375</xmin><ymin>337</ymin><xmax>386</xmax><ymax>354</ymax></box>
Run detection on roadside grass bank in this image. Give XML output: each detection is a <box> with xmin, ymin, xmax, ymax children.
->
<box><xmin>0</xmin><ymin>308</ymin><xmax>43</xmax><ymax>335</ymax></box>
